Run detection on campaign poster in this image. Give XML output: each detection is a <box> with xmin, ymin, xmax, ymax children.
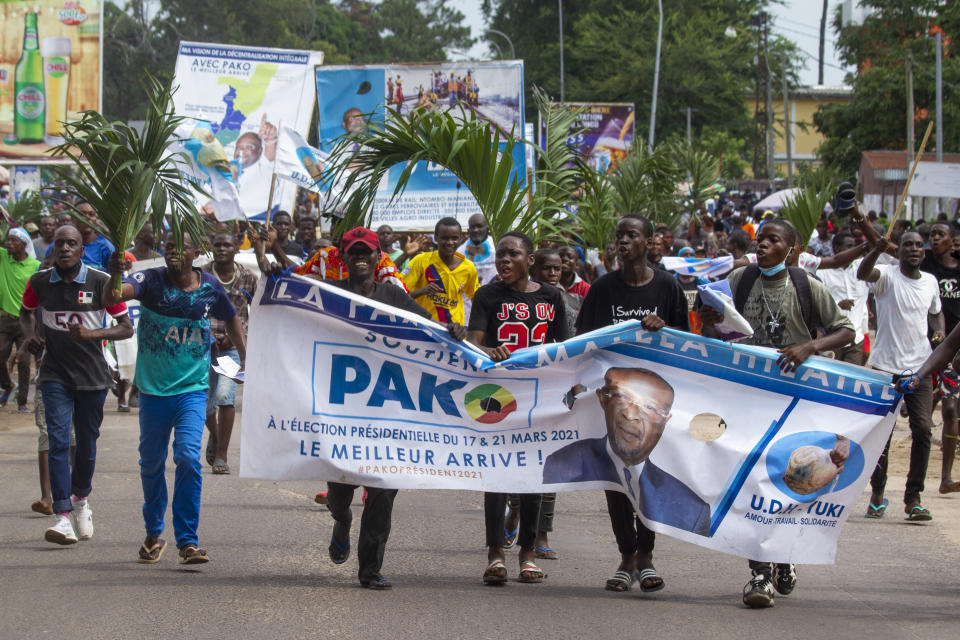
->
<box><xmin>540</xmin><ymin>102</ymin><xmax>634</xmax><ymax>173</ymax></box>
<box><xmin>315</xmin><ymin>61</ymin><xmax>526</xmax><ymax>230</ymax></box>
<box><xmin>241</xmin><ymin>273</ymin><xmax>899</xmax><ymax>564</ymax></box>
<box><xmin>0</xmin><ymin>0</ymin><xmax>101</xmax><ymax>159</ymax></box>
<box><xmin>171</xmin><ymin>41</ymin><xmax>323</xmax><ymax>219</ymax></box>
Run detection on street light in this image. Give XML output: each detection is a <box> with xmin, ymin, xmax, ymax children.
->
<box><xmin>648</xmin><ymin>0</ymin><xmax>663</xmax><ymax>148</ymax></box>
<box><xmin>486</xmin><ymin>29</ymin><xmax>515</xmax><ymax>59</ymax></box>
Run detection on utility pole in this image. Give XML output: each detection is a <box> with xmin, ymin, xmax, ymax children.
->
<box><xmin>558</xmin><ymin>0</ymin><xmax>564</xmax><ymax>102</ymax></box>
<box><xmin>936</xmin><ymin>32</ymin><xmax>943</xmax><ymax>163</ymax></box>
<box><xmin>751</xmin><ymin>12</ymin><xmax>767</xmax><ymax>180</ymax></box>
<box><xmin>764</xmin><ymin>14</ymin><xmax>774</xmax><ymax>188</ymax></box>
<box><xmin>648</xmin><ymin>0</ymin><xmax>663</xmax><ymax>148</ymax></box>
<box><xmin>782</xmin><ymin>56</ymin><xmax>792</xmax><ymax>187</ymax></box>
<box><xmin>818</xmin><ymin>0</ymin><xmax>828</xmax><ymax>85</ymax></box>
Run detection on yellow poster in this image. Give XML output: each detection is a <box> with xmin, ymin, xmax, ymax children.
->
<box><xmin>0</xmin><ymin>0</ymin><xmax>100</xmax><ymax>159</ymax></box>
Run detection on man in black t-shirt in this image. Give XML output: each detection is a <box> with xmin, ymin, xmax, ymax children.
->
<box><xmin>17</xmin><ymin>226</ymin><xmax>134</xmax><ymax>545</ymax></box>
<box><xmin>574</xmin><ymin>214</ymin><xmax>689</xmax><ymax>595</ymax></box>
<box><xmin>468</xmin><ymin>231</ymin><xmax>568</xmax><ymax>586</ymax></box>
<box><xmin>921</xmin><ymin>222</ymin><xmax>960</xmax><ymax>493</ymax></box>
<box><xmin>320</xmin><ymin>227</ymin><xmax>466</xmax><ymax>590</ymax></box>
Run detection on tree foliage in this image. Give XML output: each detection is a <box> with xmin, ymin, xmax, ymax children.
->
<box><xmin>103</xmin><ymin>0</ymin><xmax>473</xmax><ymax>121</ymax></box>
<box><xmin>814</xmin><ymin>1</ymin><xmax>960</xmax><ymax>175</ymax></box>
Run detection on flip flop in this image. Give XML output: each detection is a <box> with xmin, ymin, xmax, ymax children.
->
<box><xmin>865</xmin><ymin>498</ymin><xmax>889</xmax><ymax>518</ymax></box>
<box><xmin>605</xmin><ymin>570</ymin><xmax>634</xmax><ymax>592</ymax></box>
<box><xmin>939</xmin><ymin>481</ymin><xmax>960</xmax><ymax>494</ymax></box>
<box><xmin>635</xmin><ymin>567</ymin><xmax>665</xmax><ymax>593</ymax></box>
<box><xmin>329</xmin><ymin>520</ymin><xmax>351</xmax><ymax>564</ymax></box>
<box><xmin>483</xmin><ymin>559</ymin><xmax>507</xmax><ymax>585</ymax></box>
<box><xmin>534</xmin><ymin>546</ymin><xmax>558</xmax><ymax>560</ymax></box>
<box><xmin>212</xmin><ymin>458</ymin><xmax>230</xmax><ymax>475</ymax></box>
<box><xmin>361</xmin><ymin>576</ymin><xmax>392</xmax><ymax>590</ymax></box>
<box><xmin>905</xmin><ymin>504</ymin><xmax>933</xmax><ymax>521</ymax></box>
<box><xmin>503</xmin><ymin>526</ymin><xmax>519</xmax><ymax>549</ymax></box>
<box><xmin>517</xmin><ymin>560</ymin><xmax>546</xmax><ymax>583</ymax></box>
<box><xmin>178</xmin><ymin>544</ymin><xmax>210</xmax><ymax>565</ymax></box>
<box><xmin>138</xmin><ymin>538</ymin><xmax>167</xmax><ymax>564</ymax></box>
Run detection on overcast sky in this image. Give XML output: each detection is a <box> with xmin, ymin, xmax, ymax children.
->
<box><xmin>447</xmin><ymin>0</ymin><xmax>855</xmax><ymax>87</ymax></box>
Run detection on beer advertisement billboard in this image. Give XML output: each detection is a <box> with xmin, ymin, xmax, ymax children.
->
<box><xmin>0</xmin><ymin>0</ymin><xmax>101</xmax><ymax>160</ymax></box>
<box><xmin>315</xmin><ymin>61</ymin><xmax>526</xmax><ymax>230</ymax></box>
<box><xmin>539</xmin><ymin>102</ymin><xmax>635</xmax><ymax>173</ymax></box>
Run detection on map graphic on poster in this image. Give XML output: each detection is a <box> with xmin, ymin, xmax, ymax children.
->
<box><xmin>540</xmin><ymin>102</ymin><xmax>635</xmax><ymax>173</ymax></box>
<box><xmin>172</xmin><ymin>42</ymin><xmax>323</xmax><ymax>219</ymax></box>
<box><xmin>0</xmin><ymin>0</ymin><xmax>102</xmax><ymax>159</ymax></box>
<box><xmin>316</xmin><ymin>61</ymin><xmax>525</xmax><ymax>230</ymax></box>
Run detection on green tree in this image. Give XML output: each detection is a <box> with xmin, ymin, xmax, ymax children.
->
<box><xmin>814</xmin><ymin>1</ymin><xmax>960</xmax><ymax>176</ymax></box>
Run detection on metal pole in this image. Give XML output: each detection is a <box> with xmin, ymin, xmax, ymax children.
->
<box><xmin>782</xmin><ymin>55</ymin><xmax>792</xmax><ymax>188</ymax></box>
<box><xmin>649</xmin><ymin>0</ymin><xmax>663</xmax><ymax>148</ymax></box>
<box><xmin>764</xmin><ymin>14</ymin><xmax>774</xmax><ymax>187</ymax></box>
<box><xmin>906</xmin><ymin>53</ymin><xmax>914</xmax><ymax>219</ymax></box>
<box><xmin>558</xmin><ymin>0</ymin><xmax>564</xmax><ymax>102</ymax></box>
<box><xmin>686</xmin><ymin>107</ymin><xmax>692</xmax><ymax>146</ymax></box>
<box><xmin>936</xmin><ymin>32</ymin><xmax>943</xmax><ymax>163</ymax></box>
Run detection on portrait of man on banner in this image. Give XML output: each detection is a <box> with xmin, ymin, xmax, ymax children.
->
<box><xmin>542</xmin><ymin>367</ymin><xmax>712</xmax><ymax>536</ymax></box>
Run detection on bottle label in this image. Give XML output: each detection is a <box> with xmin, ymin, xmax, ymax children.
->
<box><xmin>16</xmin><ymin>86</ymin><xmax>44</xmax><ymax>119</ymax></box>
<box><xmin>46</xmin><ymin>57</ymin><xmax>69</xmax><ymax>78</ymax></box>
<box><xmin>25</xmin><ymin>33</ymin><xmax>38</xmax><ymax>50</ymax></box>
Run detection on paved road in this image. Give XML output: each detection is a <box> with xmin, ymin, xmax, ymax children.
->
<box><xmin>2</xmin><ymin>404</ymin><xmax>958</xmax><ymax>640</ymax></box>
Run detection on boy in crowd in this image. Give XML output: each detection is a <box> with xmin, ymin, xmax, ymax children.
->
<box><xmin>698</xmin><ymin>217</ymin><xmax>854</xmax><ymax>608</ymax></box>
<box><xmin>576</xmin><ymin>214</ymin><xmax>689</xmax><ymax>595</ymax></box>
<box><xmin>105</xmin><ymin>232</ymin><xmax>245</xmax><ymax>565</ymax></box>
<box><xmin>403</xmin><ymin>217</ymin><xmax>478</xmax><ymax>326</ymax></box>
<box><xmin>468</xmin><ymin>232</ymin><xmax>568</xmax><ymax>585</ymax></box>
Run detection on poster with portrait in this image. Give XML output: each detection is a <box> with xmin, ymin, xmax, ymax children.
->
<box><xmin>241</xmin><ymin>273</ymin><xmax>899</xmax><ymax>564</ymax></box>
<box><xmin>314</xmin><ymin>61</ymin><xmax>526</xmax><ymax>230</ymax></box>
<box><xmin>539</xmin><ymin>102</ymin><xmax>634</xmax><ymax>173</ymax></box>
<box><xmin>171</xmin><ymin>42</ymin><xmax>323</xmax><ymax>219</ymax></box>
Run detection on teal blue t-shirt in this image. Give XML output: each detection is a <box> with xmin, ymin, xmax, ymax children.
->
<box><xmin>125</xmin><ymin>267</ymin><xmax>236</xmax><ymax>396</ymax></box>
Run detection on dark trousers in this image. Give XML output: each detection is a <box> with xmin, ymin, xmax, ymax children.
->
<box><xmin>485</xmin><ymin>492</ymin><xmax>541</xmax><ymax>551</ymax></box>
<box><xmin>42</xmin><ymin>382</ymin><xmax>107</xmax><ymax>514</ymax></box>
<box><xmin>0</xmin><ymin>313</ymin><xmax>29</xmax><ymax>406</ymax></box>
<box><xmin>326</xmin><ymin>483</ymin><xmax>398</xmax><ymax>582</ymax></box>
<box><xmin>508</xmin><ymin>493</ymin><xmax>556</xmax><ymax>532</ymax></box>
<box><xmin>870</xmin><ymin>376</ymin><xmax>933</xmax><ymax>504</ymax></box>
<box><xmin>605</xmin><ymin>490</ymin><xmax>655</xmax><ymax>555</ymax></box>
<box><xmin>835</xmin><ymin>340</ymin><xmax>864</xmax><ymax>366</ymax></box>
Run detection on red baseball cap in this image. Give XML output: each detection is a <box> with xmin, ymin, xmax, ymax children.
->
<box><xmin>340</xmin><ymin>226</ymin><xmax>380</xmax><ymax>252</ymax></box>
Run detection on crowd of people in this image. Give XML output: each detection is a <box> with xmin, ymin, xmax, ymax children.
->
<box><xmin>1</xmin><ymin>182</ymin><xmax>958</xmax><ymax>607</ymax></box>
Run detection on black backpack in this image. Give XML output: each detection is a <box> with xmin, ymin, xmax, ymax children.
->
<box><xmin>733</xmin><ymin>264</ymin><xmax>816</xmax><ymax>340</ymax></box>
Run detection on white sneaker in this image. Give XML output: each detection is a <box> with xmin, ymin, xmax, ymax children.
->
<box><xmin>45</xmin><ymin>515</ymin><xmax>78</xmax><ymax>545</ymax></box>
<box><xmin>72</xmin><ymin>499</ymin><xmax>94</xmax><ymax>540</ymax></box>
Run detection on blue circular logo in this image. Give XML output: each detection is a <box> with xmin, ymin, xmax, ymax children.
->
<box><xmin>765</xmin><ymin>431</ymin><xmax>864</xmax><ymax>503</ymax></box>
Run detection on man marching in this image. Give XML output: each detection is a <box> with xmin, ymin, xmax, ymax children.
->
<box><xmin>18</xmin><ymin>225</ymin><xmax>133</xmax><ymax>544</ymax></box>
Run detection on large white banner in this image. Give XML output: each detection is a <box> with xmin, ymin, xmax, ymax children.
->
<box><xmin>172</xmin><ymin>41</ymin><xmax>324</xmax><ymax>219</ymax></box>
<box><xmin>241</xmin><ymin>274</ymin><xmax>900</xmax><ymax>564</ymax></box>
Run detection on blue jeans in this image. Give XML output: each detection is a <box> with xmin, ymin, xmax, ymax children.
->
<box><xmin>139</xmin><ymin>391</ymin><xmax>207</xmax><ymax>548</ymax></box>
<box><xmin>206</xmin><ymin>348</ymin><xmax>240</xmax><ymax>416</ymax></box>
<box><xmin>41</xmin><ymin>382</ymin><xmax>108</xmax><ymax>514</ymax></box>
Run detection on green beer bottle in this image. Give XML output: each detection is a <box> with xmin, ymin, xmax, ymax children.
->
<box><xmin>14</xmin><ymin>11</ymin><xmax>44</xmax><ymax>143</ymax></box>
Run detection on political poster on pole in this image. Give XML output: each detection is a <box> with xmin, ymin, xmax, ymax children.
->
<box><xmin>241</xmin><ymin>273</ymin><xmax>900</xmax><ymax>564</ymax></box>
<box><xmin>171</xmin><ymin>41</ymin><xmax>323</xmax><ymax>220</ymax></box>
<box><xmin>315</xmin><ymin>61</ymin><xmax>526</xmax><ymax>230</ymax></box>
<box><xmin>0</xmin><ymin>0</ymin><xmax>102</xmax><ymax>160</ymax></box>
<box><xmin>539</xmin><ymin>102</ymin><xmax>634</xmax><ymax>173</ymax></box>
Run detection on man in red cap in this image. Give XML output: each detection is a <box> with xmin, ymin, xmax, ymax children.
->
<box><xmin>311</xmin><ymin>227</ymin><xmax>466</xmax><ymax>589</ymax></box>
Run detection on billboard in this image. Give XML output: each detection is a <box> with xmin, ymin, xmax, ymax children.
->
<box><xmin>0</xmin><ymin>0</ymin><xmax>101</xmax><ymax>160</ymax></box>
<box><xmin>171</xmin><ymin>41</ymin><xmax>323</xmax><ymax>219</ymax></box>
<box><xmin>540</xmin><ymin>102</ymin><xmax>634</xmax><ymax>173</ymax></box>
<box><xmin>908</xmin><ymin>162</ymin><xmax>960</xmax><ymax>199</ymax></box>
<box><xmin>315</xmin><ymin>61</ymin><xmax>525</xmax><ymax>230</ymax></box>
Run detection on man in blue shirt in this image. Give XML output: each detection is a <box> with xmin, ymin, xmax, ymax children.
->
<box><xmin>45</xmin><ymin>202</ymin><xmax>114</xmax><ymax>271</ymax></box>
<box><xmin>104</xmin><ymin>231</ymin><xmax>245</xmax><ymax>565</ymax></box>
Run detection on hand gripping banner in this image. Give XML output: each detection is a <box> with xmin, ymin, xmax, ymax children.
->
<box><xmin>241</xmin><ymin>274</ymin><xmax>900</xmax><ymax>564</ymax></box>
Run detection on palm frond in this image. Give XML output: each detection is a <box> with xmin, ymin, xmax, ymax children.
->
<box><xmin>778</xmin><ymin>182</ymin><xmax>834</xmax><ymax>250</ymax></box>
<box><xmin>609</xmin><ymin>141</ymin><xmax>685</xmax><ymax>230</ymax></box>
<box><xmin>4</xmin><ymin>189</ymin><xmax>45</xmax><ymax>222</ymax></box>
<box><xmin>49</xmin><ymin>74</ymin><xmax>209</xmax><ymax>291</ymax></box>
<box><xmin>670</xmin><ymin>142</ymin><xmax>722</xmax><ymax>211</ymax></box>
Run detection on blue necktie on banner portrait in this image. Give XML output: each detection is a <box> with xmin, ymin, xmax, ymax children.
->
<box><xmin>169</xmin><ymin>122</ymin><xmax>243</xmax><ymax>221</ymax></box>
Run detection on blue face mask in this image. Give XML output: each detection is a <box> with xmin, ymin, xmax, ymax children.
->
<box><xmin>759</xmin><ymin>262</ymin><xmax>787</xmax><ymax>277</ymax></box>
